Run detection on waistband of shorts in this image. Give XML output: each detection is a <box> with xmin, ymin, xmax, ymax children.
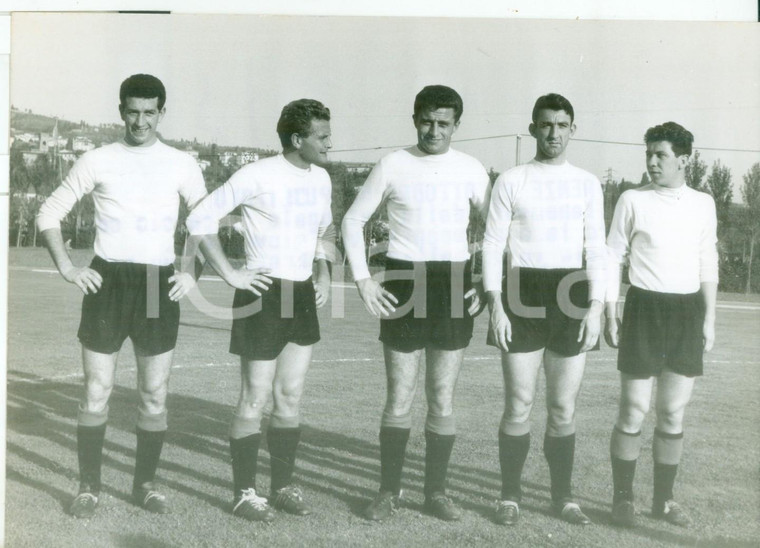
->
<box><xmin>507</xmin><ymin>266</ymin><xmax>581</xmax><ymax>276</ymax></box>
<box><xmin>628</xmin><ymin>285</ymin><xmax>700</xmax><ymax>300</ymax></box>
<box><xmin>92</xmin><ymin>255</ymin><xmax>175</xmax><ymax>272</ymax></box>
<box><xmin>266</xmin><ymin>276</ymin><xmax>313</xmax><ymax>287</ymax></box>
<box><xmin>385</xmin><ymin>257</ymin><xmax>470</xmax><ymax>270</ymax></box>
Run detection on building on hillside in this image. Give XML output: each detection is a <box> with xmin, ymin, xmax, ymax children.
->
<box><xmin>37</xmin><ymin>132</ymin><xmax>67</xmax><ymax>152</ymax></box>
<box><xmin>72</xmin><ymin>136</ymin><xmax>95</xmax><ymax>153</ymax></box>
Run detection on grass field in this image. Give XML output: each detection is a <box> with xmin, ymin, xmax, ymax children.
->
<box><xmin>6</xmin><ymin>248</ymin><xmax>760</xmax><ymax>547</ymax></box>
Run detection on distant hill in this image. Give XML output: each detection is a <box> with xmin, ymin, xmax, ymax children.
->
<box><xmin>10</xmin><ymin>106</ymin><xmax>278</xmax><ymax>157</ymax></box>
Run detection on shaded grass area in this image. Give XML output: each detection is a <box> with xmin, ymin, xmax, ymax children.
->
<box><xmin>6</xmin><ymin>253</ymin><xmax>760</xmax><ymax>547</ymax></box>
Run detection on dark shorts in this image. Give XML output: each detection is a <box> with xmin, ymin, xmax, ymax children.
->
<box><xmin>487</xmin><ymin>267</ymin><xmax>596</xmax><ymax>357</ymax></box>
<box><xmin>78</xmin><ymin>255</ymin><xmax>180</xmax><ymax>355</ymax></box>
<box><xmin>618</xmin><ymin>286</ymin><xmax>704</xmax><ymax>378</ymax></box>
<box><xmin>229</xmin><ymin>277</ymin><xmax>320</xmax><ymax>361</ymax></box>
<box><xmin>379</xmin><ymin>258</ymin><xmax>474</xmax><ymax>352</ymax></box>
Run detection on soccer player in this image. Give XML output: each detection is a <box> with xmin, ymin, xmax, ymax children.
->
<box><xmin>185</xmin><ymin>99</ymin><xmax>335</xmax><ymax>523</ymax></box>
<box><xmin>342</xmin><ymin>85</ymin><xmax>491</xmax><ymax>522</ymax></box>
<box><xmin>605</xmin><ymin>122</ymin><xmax>718</xmax><ymax>529</ymax></box>
<box><xmin>481</xmin><ymin>93</ymin><xmax>606</xmax><ymax>526</ymax></box>
<box><xmin>36</xmin><ymin>74</ymin><xmax>208</xmax><ymax>518</ymax></box>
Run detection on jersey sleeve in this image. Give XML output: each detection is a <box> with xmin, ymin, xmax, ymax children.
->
<box><xmin>36</xmin><ymin>154</ymin><xmax>96</xmax><ymax>232</ymax></box>
<box><xmin>341</xmin><ymin>159</ymin><xmax>390</xmax><ymax>281</ymax></box>
<box><xmin>584</xmin><ymin>177</ymin><xmax>607</xmax><ymax>302</ymax></box>
<box><xmin>605</xmin><ymin>191</ymin><xmax>634</xmax><ymax>302</ymax></box>
<box><xmin>471</xmin><ymin>164</ymin><xmax>492</xmax><ymax>222</ymax></box>
<box><xmin>179</xmin><ymin>158</ymin><xmax>209</xmax><ymax>211</ymax></box>
<box><xmin>699</xmin><ymin>195</ymin><xmax>719</xmax><ymax>283</ymax></box>
<box><xmin>186</xmin><ymin>166</ymin><xmax>258</xmax><ymax>235</ymax></box>
<box><xmin>481</xmin><ymin>173</ymin><xmax>512</xmax><ymax>292</ymax></box>
<box><xmin>315</xmin><ymin>175</ymin><xmax>336</xmax><ymax>262</ymax></box>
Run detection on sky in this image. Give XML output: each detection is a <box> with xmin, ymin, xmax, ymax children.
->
<box><xmin>9</xmin><ymin>12</ymin><xmax>760</xmax><ymax>198</ymax></box>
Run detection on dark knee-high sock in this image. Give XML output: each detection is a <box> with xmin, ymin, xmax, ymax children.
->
<box><xmin>77</xmin><ymin>406</ymin><xmax>108</xmax><ymax>495</ymax></box>
<box><xmin>267</xmin><ymin>414</ymin><xmax>301</xmax><ymax>494</ymax></box>
<box><xmin>498</xmin><ymin>430</ymin><xmax>530</xmax><ymax>502</ymax></box>
<box><xmin>230</xmin><ymin>434</ymin><xmax>261</xmax><ymax>499</ymax></box>
<box><xmin>653</xmin><ymin>428</ymin><xmax>684</xmax><ymax>507</ymax></box>
<box><xmin>379</xmin><ymin>427</ymin><xmax>411</xmax><ymax>495</ymax></box>
<box><xmin>544</xmin><ymin>432</ymin><xmax>576</xmax><ymax>504</ymax></box>
<box><xmin>610</xmin><ymin>426</ymin><xmax>642</xmax><ymax>504</ymax></box>
<box><xmin>230</xmin><ymin>415</ymin><xmax>262</xmax><ymax>499</ymax></box>
<box><xmin>133</xmin><ymin>410</ymin><xmax>167</xmax><ymax>491</ymax></box>
<box><xmin>423</xmin><ymin>413</ymin><xmax>456</xmax><ymax>498</ymax></box>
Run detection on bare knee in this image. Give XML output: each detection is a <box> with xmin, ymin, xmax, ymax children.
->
<box><xmin>139</xmin><ymin>381</ymin><xmax>168</xmax><ymax>415</ymax></box>
<box><xmin>503</xmin><ymin>389</ymin><xmax>534</xmax><ymax>424</ymax></box>
<box><xmin>273</xmin><ymin>378</ymin><xmax>305</xmax><ymax>416</ymax></box>
<box><xmin>617</xmin><ymin>398</ymin><xmax>648</xmax><ymax>432</ymax></box>
<box><xmin>237</xmin><ymin>382</ymin><xmax>270</xmax><ymax>420</ymax></box>
<box><xmin>385</xmin><ymin>382</ymin><xmax>416</xmax><ymax>416</ymax></box>
<box><xmin>546</xmin><ymin>397</ymin><xmax>576</xmax><ymax>431</ymax></box>
<box><xmin>83</xmin><ymin>378</ymin><xmax>113</xmax><ymax>413</ymax></box>
<box><xmin>655</xmin><ymin>402</ymin><xmax>686</xmax><ymax>433</ymax></box>
<box><xmin>425</xmin><ymin>382</ymin><xmax>455</xmax><ymax>416</ymax></box>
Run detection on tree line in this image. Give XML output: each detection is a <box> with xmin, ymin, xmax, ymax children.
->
<box><xmin>8</xmin><ymin>140</ymin><xmax>760</xmax><ymax>294</ymax></box>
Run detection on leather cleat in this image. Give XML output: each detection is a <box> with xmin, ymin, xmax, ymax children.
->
<box><xmin>424</xmin><ymin>492</ymin><xmax>462</xmax><ymax>522</ymax></box>
<box><xmin>233</xmin><ymin>488</ymin><xmax>275</xmax><ymax>522</ymax></box>
<box><xmin>133</xmin><ymin>482</ymin><xmax>170</xmax><ymax>514</ymax></box>
<box><xmin>556</xmin><ymin>501</ymin><xmax>592</xmax><ymax>525</ymax></box>
<box><xmin>653</xmin><ymin>499</ymin><xmax>691</xmax><ymax>527</ymax></box>
<box><xmin>493</xmin><ymin>500</ymin><xmax>519</xmax><ymax>526</ymax></box>
<box><xmin>611</xmin><ymin>500</ymin><xmax>637</xmax><ymax>528</ymax></box>
<box><xmin>363</xmin><ymin>490</ymin><xmax>401</xmax><ymax>521</ymax></box>
<box><xmin>69</xmin><ymin>491</ymin><xmax>99</xmax><ymax>519</ymax></box>
<box><xmin>270</xmin><ymin>485</ymin><xmax>312</xmax><ymax>516</ymax></box>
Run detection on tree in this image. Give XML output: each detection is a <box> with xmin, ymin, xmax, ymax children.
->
<box><xmin>706</xmin><ymin>159</ymin><xmax>733</xmax><ymax>240</ymax></box>
<box><xmin>684</xmin><ymin>149</ymin><xmax>707</xmax><ymax>190</ymax></box>
<box><xmin>740</xmin><ymin>163</ymin><xmax>760</xmax><ymax>293</ymax></box>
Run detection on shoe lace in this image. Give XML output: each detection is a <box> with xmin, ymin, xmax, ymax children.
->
<box><xmin>279</xmin><ymin>486</ymin><xmax>304</xmax><ymax>502</ymax></box>
<box><xmin>664</xmin><ymin>500</ymin><xmax>681</xmax><ymax>514</ymax></box>
<box><xmin>235</xmin><ymin>488</ymin><xmax>269</xmax><ymax>512</ymax></box>
<box><xmin>143</xmin><ymin>491</ymin><xmax>166</xmax><ymax>504</ymax></box>
<box><xmin>75</xmin><ymin>492</ymin><xmax>98</xmax><ymax>504</ymax></box>
<box><xmin>496</xmin><ymin>500</ymin><xmax>518</xmax><ymax>511</ymax></box>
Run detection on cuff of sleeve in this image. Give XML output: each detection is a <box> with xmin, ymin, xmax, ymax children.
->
<box><xmin>351</xmin><ymin>264</ymin><xmax>371</xmax><ymax>282</ymax></box>
<box><xmin>186</xmin><ymin>218</ymin><xmax>219</xmax><ymax>236</ymax></box>
<box><xmin>315</xmin><ymin>251</ymin><xmax>335</xmax><ymax>263</ymax></box>
<box><xmin>589</xmin><ymin>285</ymin><xmax>606</xmax><ymax>303</ymax></box>
<box><xmin>36</xmin><ymin>216</ymin><xmax>59</xmax><ymax>233</ymax></box>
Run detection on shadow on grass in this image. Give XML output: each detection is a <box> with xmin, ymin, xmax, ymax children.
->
<box><xmin>111</xmin><ymin>533</ymin><xmax>177</xmax><ymax>548</ymax></box>
<box><xmin>6</xmin><ymin>368</ymin><xmax>721</xmax><ymax>546</ymax></box>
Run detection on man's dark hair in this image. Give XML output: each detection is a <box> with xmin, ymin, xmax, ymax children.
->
<box><xmin>277</xmin><ymin>99</ymin><xmax>331</xmax><ymax>150</ymax></box>
<box><xmin>413</xmin><ymin>85</ymin><xmax>464</xmax><ymax>123</ymax></box>
<box><xmin>119</xmin><ymin>74</ymin><xmax>166</xmax><ymax>109</ymax></box>
<box><xmin>644</xmin><ymin>121</ymin><xmax>694</xmax><ymax>157</ymax></box>
<box><xmin>532</xmin><ymin>93</ymin><xmax>575</xmax><ymax>124</ymax></box>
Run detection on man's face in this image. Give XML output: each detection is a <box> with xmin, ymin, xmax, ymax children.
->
<box><xmin>414</xmin><ymin>107</ymin><xmax>460</xmax><ymax>155</ymax></box>
<box><xmin>297</xmin><ymin>119</ymin><xmax>332</xmax><ymax>166</ymax></box>
<box><xmin>646</xmin><ymin>140</ymin><xmax>687</xmax><ymax>188</ymax></box>
<box><xmin>530</xmin><ymin>109</ymin><xmax>575</xmax><ymax>162</ymax></box>
<box><xmin>119</xmin><ymin>96</ymin><xmax>164</xmax><ymax>147</ymax></box>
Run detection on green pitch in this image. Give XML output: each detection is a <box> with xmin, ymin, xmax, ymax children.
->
<box><xmin>6</xmin><ymin>249</ymin><xmax>760</xmax><ymax>547</ymax></box>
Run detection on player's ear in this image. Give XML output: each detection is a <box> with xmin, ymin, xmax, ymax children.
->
<box><xmin>158</xmin><ymin>107</ymin><xmax>166</xmax><ymax>122</ymax></box>
<box><xmin>528</xmin><ymin>122</ymin><xmax>536</xmax><ymax>137</ymax></box>
<box><xmin>290</xmin><ymin>133</ymin><xmax>302</xmax><ymax>150</ymax></box>
<box><xmin>570</xmin><ymin>122</ymin><xmax>577</xmax><ymax>137</ymax></box>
